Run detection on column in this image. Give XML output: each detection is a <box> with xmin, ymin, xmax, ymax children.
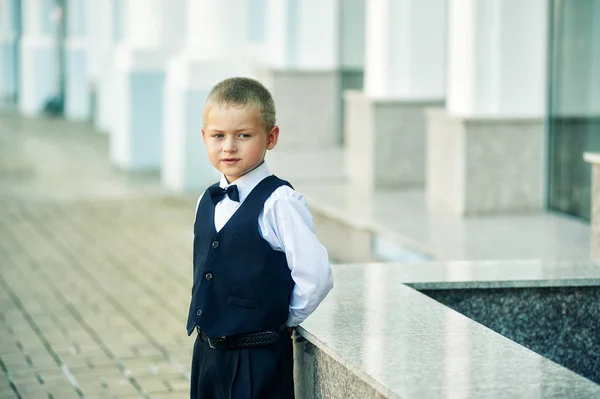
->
<box><xmin>427</xmin><ymin>0</ymin><xmax>547</xmax><ymax>215</ymax></box>
<box><xmin>162</xmin><ymin>0</ymin><xmax>250</xmax><ymax>192</ymax></box>
<box><xmin>64</xmin><ymin>0</ymin><xmax>88</xmax><ymax>119</ymax></box>
<box><xmin>345</xmin><ymin>0</ymin><xmax>446</xmax><ymax>191</ymax></box>
<box><xmin>246</xmin><ymin>0</ymin><xmax>268</xmax><ymax>67</ymax></box>
<box><xmin>19</xmin><ymin>0</ymin><xmax>58</xmax><ymax>115</ymax></box>
<box><xmin>254</xmin><ymin>0</ymin><xmax>343</xmax><ymax>149</ymax></box>
<box><xmin>111</xmin><ymin>0</ymin><xmax>185</xmax><ymax>170</ymax></box>
<box><xmin>0</xmin><ymin>0</ymin><xmax>19</xmax><ymax>105</ymax></box>
<box><xmin>339</xmin><ymin>0</ymin><xmax>366</xmax><ymax>111</ymax></box>
<box><xmin>91</xmin><ymin>0</ymin><xmax>123</xmax><ymax>133</ymax></box>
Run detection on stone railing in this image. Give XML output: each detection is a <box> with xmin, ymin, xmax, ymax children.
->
<box><xmin>294</xmin><ymin>260</ymin><xmax>600</xmax><ymax>398</ymax></box>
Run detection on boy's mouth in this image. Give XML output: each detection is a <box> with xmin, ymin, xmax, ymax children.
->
<box><xmin>222</xmin><ymin>158</ymin><xmax>240</xmax><ymax>165</ymax></box>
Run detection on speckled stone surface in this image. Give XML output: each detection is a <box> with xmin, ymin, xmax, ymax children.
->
<box><xmin>284</xmin><ymin>181</ymin><xmax>591</xmax><ymax>262</ymax></box>
<box><xmin>344</xmin><ymin>91</ymin><xmax>443</xmax><ymax>190</ymax></box>
<box><xmin>420</xmin><ymin>286</ymin><xmax>600</xmax><ymax>384</ymax></box>
<box><xmin>297</xmin><ymin>261</ymin><xmax>600</xmax><ymax>398</ymax></box>
<box><xmin>294</xmin><ymin>339</ymin><xmax>388</xmax><ymax>399</ymax></box>
<box><xmin>358</xmin><ymin>259</ymin><xmax>600</xmax><ymax>289</ymax></box>
<box><xmin>426</xmin><ymin>109</ymin><xmax>544</xmax><ymax>215</ymax></box>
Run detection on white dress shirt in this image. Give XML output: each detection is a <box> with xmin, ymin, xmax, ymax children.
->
<box><xmin>195</xmin><ymin>162</ymin><xmax>334</xmax><ymax>327</ymax></box>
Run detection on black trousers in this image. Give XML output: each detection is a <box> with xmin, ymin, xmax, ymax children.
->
<box><xmin>190</xmin><ymin>330</ymin><xmax>295</xmax><ymax>399</ymax></box>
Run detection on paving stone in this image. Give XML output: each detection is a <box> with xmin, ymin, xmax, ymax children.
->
<box><xmin>72</xmin><ymin>374</ymin><xmax>143</xmax><ymax>397</ymax></box>
<box><xmin>0</xmin><ymin>387</ymin><xmax>19</xmax><ymax>398</ymax></box>
<box><xmin>0</xmin><ymin>388</ymin><xmax>20</xmax><ymax>399</ymax></box>
<box><xmin>14</xmin><ymin>383</ymin><xmax>84</xmax><ymax>399</ymax></box>
<box><xmin>0</xmin><ymin>113</ymin><xmax>194</xmax><ymax>398</ymax></box>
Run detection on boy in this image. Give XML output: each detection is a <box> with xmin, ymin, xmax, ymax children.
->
<box><xmin>186</xmin><ymin>77</ymin><xmax>334</xmax><ymax>398</ymax></box>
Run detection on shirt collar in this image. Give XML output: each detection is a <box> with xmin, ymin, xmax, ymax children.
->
<box><xmin>219</xmin><ymin>162</ymin><xmax>271</xmax><ymax>203</ymax></box>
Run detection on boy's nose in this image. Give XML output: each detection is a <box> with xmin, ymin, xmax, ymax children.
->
<box><xmin>223</xmin><ymin>138</ymin><xmax>237</xmax><ymax>152</ymax></box>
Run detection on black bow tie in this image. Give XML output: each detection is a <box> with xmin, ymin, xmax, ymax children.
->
<box><xmin>209</xmin><ymin>185</ymin><xmax>240</xmax><ymax>204</ymax></box>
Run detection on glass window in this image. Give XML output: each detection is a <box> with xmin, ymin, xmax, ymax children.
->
<box><xmin>547</xmin><ymin>0</ymin><xmax>600</xmax><ymax>221</ymax></box>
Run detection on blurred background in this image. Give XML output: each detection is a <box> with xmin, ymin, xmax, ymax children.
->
<box><xmin>0</xmin><ymin>0</ymin><xmax>598</xmax><ymax>220</ymax></box>
<box><xmin>1</xmin><ymin>0</ymin><xmax>600</xmax><ymax>397</ymax></box>
<box><xmin>1</xmin><ymin>0</ymin><xmax>597</xmax><ymax>260</ymax></box>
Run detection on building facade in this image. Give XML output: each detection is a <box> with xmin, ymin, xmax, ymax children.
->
<box><xmin>0</xmin><ymin>0</ymin><xmax>598</xmax><ymax>220</ymax></box>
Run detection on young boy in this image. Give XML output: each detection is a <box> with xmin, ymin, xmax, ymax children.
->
<box><xmin>186</xmin><ymin>77</ymin><xmax>334</xmax><ymax>398</ymax></box>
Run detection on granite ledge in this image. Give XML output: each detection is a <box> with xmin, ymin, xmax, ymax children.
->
<box><xmin>584</xmin><ymin>152</ymin><xmax>600</xmax><ymax>165</ymax></box>
<box><xmin>361</xmin><ymin>259</ymin><xmax>600</xmax><ymax>289</ymax></box>
<box><xmin>304</xmin><ymin>192</ymin><xmax>436</xmax><ymax>258</ymax></box>
<box><xmin>296</xmin><ymin>260</ymin><xmax>600</xmax><ymax>398</ymax></box>
<box><xmin>408</xmin><ymin>278</ymin><xmax>600</xmax><ymax>290</ymax></box>
<box><xmin>295</xmin><ymin>327</ymin><xmax>398</xmax><ymax>399</ymax></box>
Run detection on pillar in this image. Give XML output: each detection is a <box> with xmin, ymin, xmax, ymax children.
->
<box><xmin>427</xmin><ymin>0</ymin><xmax>547</xmax><ymax>215</ymax></box>
<box><xmin>19</xmin><ymin>0</ymin><xmax>58</xmax><ymax>115</ymax></box>
<box><xmin>339</xmin><ymin>0</ymin><xmax>366</xmax><ymax>121</ymax></box>
<box><xmin>162</xmin><ymin>0</ymin><xmax>250</xmax><ymax>192</ymax></box>
<box><xmin>111</xmin><ymin>0</ymin><xmax>185</xmax><ymax>170</ymax></box>
<box><xmin>254</xmin><ymin>0</ymin><xmax>344</xmax><ymax>149</ymax></box>
<box><xmin>345</xmin><ymin>0</ymin><xmax>446</xmax><ymax>190</ymax></box>
<box><xmin>91</xmin><ymin>0</ymin><xmax>123</xmax><ymax>133</ymax></box>
<box><xmin>63</xmin><ymin>0</ymin><xmax>88</xmax><ymax>119</ymax></box>
<box><xmin>0</xmin><ymin>0</ymin><xmax>19</xmax><ymax>105</ymax></box>
<box><xmin>246</xmin><ymin>0</ymin><xmax>268</xmax><ymax>67</ymax></box>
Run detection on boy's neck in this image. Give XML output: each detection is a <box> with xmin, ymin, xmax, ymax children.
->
<box><xmin>225</xmin><ymin>160</ymin><xmax>266</xmax><ymax>184</ymax></box>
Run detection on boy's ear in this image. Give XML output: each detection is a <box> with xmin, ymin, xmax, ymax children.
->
<box><xmin>201</xmin><ymin>128</ymin><xmax>207</xmax><ymax>144</ymax></box>
<box><xmin>266</xmin><ymin>125</ymin><xmax>279</xmax><ymax>150</ymax></box>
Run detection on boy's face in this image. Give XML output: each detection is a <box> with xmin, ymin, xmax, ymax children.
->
<box><xmin>202</xmin><ymin>103</ymin><xmax>279</xmax><ymax>183</ymax></box>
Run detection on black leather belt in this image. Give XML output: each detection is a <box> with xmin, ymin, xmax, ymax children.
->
<box><xmin>197</xmin><ymin>325</ymin><xmax>286</xmax><ymax>350</ymax></box>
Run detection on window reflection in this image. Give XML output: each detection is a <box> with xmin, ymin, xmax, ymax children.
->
<box><xmin>547</xmin><ymin>0</ymin><xmax>600</xmax><ymax>221</ymax></box>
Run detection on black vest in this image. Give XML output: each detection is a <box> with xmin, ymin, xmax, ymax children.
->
<box><xmin>186</xmin><ymin>175</ymin><xmax>296</xmax><ymax>338</ymax></box>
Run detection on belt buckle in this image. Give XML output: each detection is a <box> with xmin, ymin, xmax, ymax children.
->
<box><xmin>197</xmin><ymin>327</ymin><xmax>219</xmax><ymax>349</ymax></box>
<box><xmin>206</xmin><ymin>335</ymin><xmax>217</xmax><ymax>349</ymax></box>
<box><xmin>206</xmin><ymin>335</ymin><xmax>227</xmax><ymax>349</ymax></box>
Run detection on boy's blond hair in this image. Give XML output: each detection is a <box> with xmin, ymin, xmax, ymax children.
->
<box><xmin>204</xmin><ymin>77</ymin><xmax>276</xmax><ymax>132</ymax></box>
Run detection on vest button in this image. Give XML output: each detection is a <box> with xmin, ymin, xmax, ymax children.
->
<box><xmin>196</xmin><ymin>309</ymin><xmax>203</xmax><ymax>316</ymax></box>
<box><xmin>211</xmin><ymin>241</ymin><xmax>220</xmax><ymax>248</ymax></box>
<box><xmin>205</xmin><ymin>273</ymin><xmax>213</xmax><ymax>281</ymax></box>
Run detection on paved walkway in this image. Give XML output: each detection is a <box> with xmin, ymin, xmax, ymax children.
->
<box><xmin>0</xmin><ymin>109</ymin><xmax>592</xmax><ymax>398</ymax></box>
<box><xmin>0</xmin><ymin>113</ymin><xmax>197</xmax><ymax>398</ymax></box>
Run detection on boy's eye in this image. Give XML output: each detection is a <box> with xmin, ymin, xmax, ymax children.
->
<box><xmin>239</xmin><ymin>133</ymin><xmax>251</xmax><ymax>138</ymax></box>
<box><xmin>213</xmin><ymin>134</ymin><xmax>224</xmax><ymax>138</ymax></box>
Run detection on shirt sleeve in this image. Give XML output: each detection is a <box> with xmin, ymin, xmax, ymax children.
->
<box><xmin>260</xmin><ymin>188</ymin><xmax>334</xmax><ymax>327</ymax></box>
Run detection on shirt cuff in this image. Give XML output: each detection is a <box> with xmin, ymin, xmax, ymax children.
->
<box><xmin>286</xmin><ymin>312</ymin><xmax>305</xmax><ymax>328</ymax></box>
